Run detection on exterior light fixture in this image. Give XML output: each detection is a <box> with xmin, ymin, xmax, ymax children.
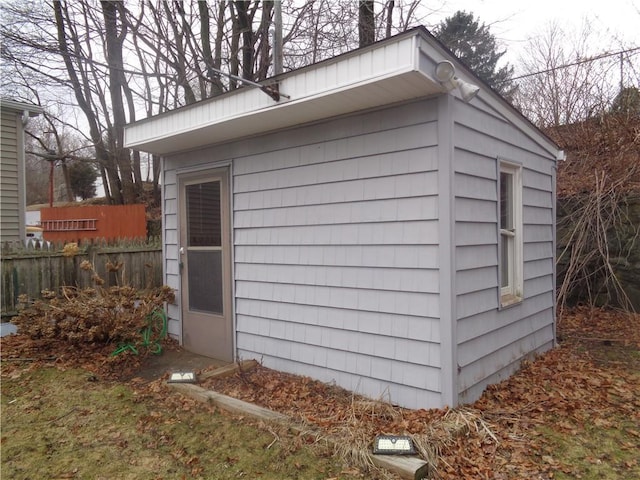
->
<box><xmin>435</xmin><ymin>60</ymin><xmax>456</xmax><ymax>84</ymax></box>
<box><xmin>168</xmin><ymin>371</ymin><xmax>197</xmax><ymax>383</ymax></box>
<box><xmin>435</xmin><ymin>60</ymin><xmax>480</xmax><ymax>103</ymax></box>
<box><xmin>373</xmin><ymin>435</ymin><xmax>416</xmax><ymax>455</ymax></box>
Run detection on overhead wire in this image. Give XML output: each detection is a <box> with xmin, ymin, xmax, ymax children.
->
<box><xmin>507</xmin><ymin>46</ymin><xmax>640</xmax><ymax>82</ymax></box>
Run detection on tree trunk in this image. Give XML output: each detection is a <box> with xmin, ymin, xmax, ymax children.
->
<box><xmin>53</xmin><ymin>0</ymin><xmax>123</xmax><ymax>204</ymax></box>
<box><xmin>358</xmin><ymin>0</ymin><xmax>375</xmax><ymax>47</ymax></box>
<box><xmin>199</xmin><ymin>0</ymin><xmax>213</xmax><ymax>98</ymax></box>
<box><xmin>235</xmin><ymin>0</ymin><xmax>253</xmax><ymax>80</ymax></box>
<box><xmin>99</xmin><ymin>164</ymin><xmax>112</xmax><ymax>204</ymax></box>
<box><xmin>385</xmin><ymin>0</ymin><xmax>394</xmax><ymax>38</ymax></box>
<box><xmin>102</xmin><ymin>1</ymin><xmax>136</xmax><ymax>204</ymax></box>
<box><xmin>60</xmin><ymin>159</ymin><xmax>74</xmax><ymax>201</ymax></box>
<box><xmin>213</xmin><ymin>1</ymin><xmax>226</xmax><ymax>94</ymax></box>
<box><xmin>229</xmin><ymin>2</ymin><xmax>240</xmax><ymax>89</ymax></box>
<box><xmin>162</xmin><ymin>1</ymin><xmax>197</xmax><ymax>104</ymax></box>
<box><xmin>199</xmin><ymin>1</ymin><xmax>225</xmax><ymax>97</ymax></box>
<box><xmin>152</xmin><ymin>154</ymin><xmax>161</xmax><ymax>196</ymax></box>
<box><xmin>255</xmin><ymin>0</ymin><xmax>273</xmax><ymax>80</ymax></box>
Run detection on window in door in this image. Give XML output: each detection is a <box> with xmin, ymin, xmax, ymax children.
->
<box><xmin>185</xmin><ymin>181</ymin><xmax>223</xmax><ymax>314</ymax></box>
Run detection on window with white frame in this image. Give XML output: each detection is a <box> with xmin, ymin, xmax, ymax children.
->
<box><xmin>499</xmin><ymin>161</ymin><xmax>523</xmax><ymax>306</ymax></box>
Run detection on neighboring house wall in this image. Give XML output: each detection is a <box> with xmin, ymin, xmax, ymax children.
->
<box><xmin>164</xmin><ymin>99</ymin><xmax>446</xmax><ymax>408</ymax></box>
<box><xmin>0</xmin><ymin>107</ymin><xmax>23</xmax><ymax>243</ymax></box>
<box><xmin>452</xmin><ymin>96</ymin><xmax>556</xmax><ymax>403</ymax></box>
<box><xmin>0</xmin><ymin>100</ymin><xmax>42</xmax><ymax>244</ymax></box>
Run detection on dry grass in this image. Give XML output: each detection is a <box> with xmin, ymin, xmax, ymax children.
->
<box><xmin>0</xmin><ymin>366</ymin><xmax>368</xmax><ymax>480</ymax></box>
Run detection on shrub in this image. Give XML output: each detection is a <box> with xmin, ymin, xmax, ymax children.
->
<box><xmin>12</xmin><ymin>261</ymin><xmax>174</xmax><ymax>347</ymax></box>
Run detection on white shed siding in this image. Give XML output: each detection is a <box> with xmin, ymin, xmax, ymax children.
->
<box><xmin>126</xmin><ymin>28</ymin><xmax>562</xmax><ymax>410</ymax></box>
<box><xmin>452</xmin><ymin>98</ymin><xmax>556</xmax><ymax>403</ymax></box>
<box><xmin>234</xmin><ymin>100</ymin><xmax>442</xmax><ymax>408</ymax></box>
<box><xmin>161</xmin><ymin>99</ymin><xmax>445</xmax><ymax>408</ymax></box>
<box><xmin>160</xmin><ymin>167</ymin><xmax>181</xmax><ymax>337</ymax></box>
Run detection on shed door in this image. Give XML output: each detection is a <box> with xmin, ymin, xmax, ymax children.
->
<box><xmin>179</xmin><ymin>168</ymin><xmax>233</xmax><ymax>361</ymax></box>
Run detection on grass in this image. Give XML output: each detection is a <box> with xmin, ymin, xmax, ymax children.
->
<box><xmin>537</xmin><ymin>417</ymin><xmax>640</xmax><ymax>479</ymax></box>
<box><xmin>1</xmin><ymin>367</ymin><xmax>363</xmax><ymax>480</ymax></box>
<box><xmin>533</xmin><ymin>339</ymin><xmax>640</xmax><ymax>480</ymax></box>
<box><xmin>2</xmin><ymin>307</ymin><xmax>638</xmax><ymax>479</ymax></box>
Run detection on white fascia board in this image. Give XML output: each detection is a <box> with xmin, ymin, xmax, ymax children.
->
<box><xmin>125</xmin><ymin>32</ymin><xmax>445</xmax><ymax>155</ymax></box>
<box><xmin>0</xmin><ymin>99</ymin><xmax>44</xmax><ymax>116</ymax></box>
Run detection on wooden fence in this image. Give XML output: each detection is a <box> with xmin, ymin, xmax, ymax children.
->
<box><xmin>1</xmin><ymin>237</ymin><xmax>163</xmax><ymax>318</ymax></box>
<box><xmin>40</xmin><ymin>204</ymin><xmax>148</xmax><ymax>242</ymax></box>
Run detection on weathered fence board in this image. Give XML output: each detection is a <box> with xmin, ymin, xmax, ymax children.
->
<box><xmin>1</xmin><ymin>238</ymin><xmax>163</xmax><ymax>318</ymax></box>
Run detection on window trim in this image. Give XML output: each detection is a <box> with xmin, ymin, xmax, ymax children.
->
<box><xmin>498</xmin><ymin>160</ymin><xmax>523</xmax><ymax>308</ymax></box>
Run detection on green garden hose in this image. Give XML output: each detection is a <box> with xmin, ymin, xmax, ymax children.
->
<box><xmin>111</xmin><ymin>308</ymin><xmax>168</xmax><ymax>356</ymax></box>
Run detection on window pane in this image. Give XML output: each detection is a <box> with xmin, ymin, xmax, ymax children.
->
<box><xmin>187</xmin><ymin>250</ymin><xmax>223</xmax><ymax>314</ymax></box>
<box><xmin>501</xmin><ymin>236</ymin><xmax>510</xmax><ymax>288</ymax></box>
<box><xmin>186</xmin><ymin>182</ymin><xmax>221</xmax><ymax>247</ymax></box>
<box><xmin>499</xmin><ymin>162</ymin><xmax>523</xmax><ymax>305</ymax></box>
<box><xmin>500</xmin><ymin>172</ymin><xmax>513</xmax><ymax>230</ymax></box>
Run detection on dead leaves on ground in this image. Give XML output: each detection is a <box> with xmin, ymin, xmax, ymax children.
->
<box><xmin>2</xmin><ymin>307</ymin><xmax>639</xmax><ymax>479</ymax></box>
<box><xmin>0</xmin><ymin>330</ymin><xmax>181</xmax><ymax>382</ymax></box>
<box><xmin>202</xmin><ymin>308</ymin><xmax>639</xmax><ymax>479</ymax></box>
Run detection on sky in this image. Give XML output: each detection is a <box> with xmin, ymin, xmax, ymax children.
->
<box><xmin>422</xmin><ymin>0</ymin><xmax>639</xmax><ymax>70</ymax></box>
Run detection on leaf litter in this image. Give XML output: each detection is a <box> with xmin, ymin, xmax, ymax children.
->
<box><xmin>200</xmin><ymin>307</ymin><xmax>640</xmax><ymax>479</ymax></box>
<box><xmin>2</xmin><ymin>307</ymin><xmax>639</xmax><ymax>479</ymax></box>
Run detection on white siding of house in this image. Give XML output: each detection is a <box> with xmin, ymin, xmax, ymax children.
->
<box><xmin>0</xmin><ymin>110</ymin><xmax>21</xmax><ymax>242</ymax></box>
<box><xmin>162</xmin><ymin>99</ymin><xmax>444</xmax><ymax>408</ymax></box>
<box><xmin>452</xmin><ymin>97</ymin><xmax>556</xmax><ymax>403</ymax></box>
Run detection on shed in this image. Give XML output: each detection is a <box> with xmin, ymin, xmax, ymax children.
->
<box><xmin>0</xmin><ymin>99</ymin><xmax>43</xmax><ymax>244</ymax></box>
<box><xmin>124</xmin><ymin>27</ymin><xmax>562</xmax><ymax>409</ymax></box>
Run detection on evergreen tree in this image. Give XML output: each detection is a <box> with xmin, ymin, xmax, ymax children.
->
<box><xmin>68</xmin><ymin>161</ymin><xmax>98</xmax><ymax>200</ymax></box>
<box><xmin>611</xmin><ymin>87</ymin><xmax>640</xmax><ymax>117</ymax></box>
<box><xmin>434</xmin><ymin>11</ymin><xmax>515</xmax><ymax>99</ymax></box>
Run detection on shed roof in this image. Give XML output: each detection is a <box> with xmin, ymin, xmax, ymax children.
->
<box><xmin>125</xmin><ymin>27</ymin><xmax>559</xmax><ymax>157</ymax></box>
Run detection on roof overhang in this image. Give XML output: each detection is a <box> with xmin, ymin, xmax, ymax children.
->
<box><xmin>124</xmin><ymin>31</ymin><xmax>446</xmax><ymax>156</ymax></box>
<box><xmin>0</xmin><ymin>99</ymin><xmax>44</xmax><ymax>117</ymax></box>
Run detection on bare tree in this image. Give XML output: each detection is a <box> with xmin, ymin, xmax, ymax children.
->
<box><xmin>24</xmin><ymin>110</ymin><xmax>98</xmax><ymax>205</ymax></box>
<box><xmin>385</xmin><ymin>0</ymin><xmax>395</xmax><ymax>38</ymax></box>
<box><xmin>513</xmin><ymin>21</ymin><xmax>634</xmax><ymax>127</ymax></box>
<box><xmin>52</xmin><ymin>1</ymin><xmax>124</xmax><ymax>203</ymax></box>
<box><xmin>359</xmin><ymin>0</ymin><xmax>375</xmax><ymax>47</ymax></box>
<box><xmin>2</xmin><ymin>0</ymin><xmax>429</xmax><ymax>207</ymax></box>
<box><xmin>199</xmin><ymin>0</ymin><xmax>226</xmax><ymax>96</ymax></box>
<box><xmin>102</xmin><ymin>1</ymin><xmax>140</xmax><ymax>203</ymax></box>
<box><xmin>515</xmin><ymin>21</ymin><xmax>640</xmax><ymax>314</ymax></box>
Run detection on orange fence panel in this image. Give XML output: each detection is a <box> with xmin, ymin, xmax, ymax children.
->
<box><xmin>40</xmin><ymin>205</ymin><xmax>147</xmax><ymax>242</ymax></box>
